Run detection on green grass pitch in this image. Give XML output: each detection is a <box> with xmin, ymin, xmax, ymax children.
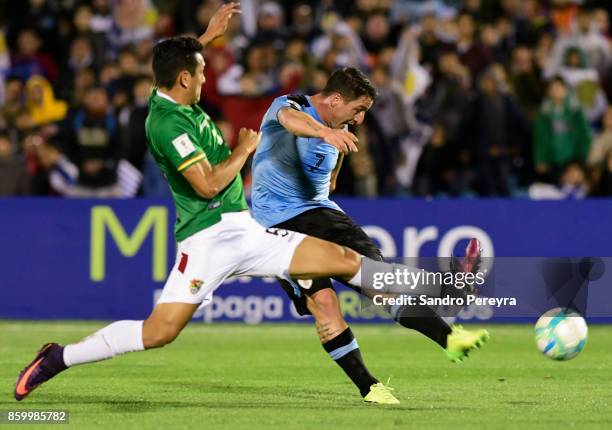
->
<box><xmin>1</xmin><ymin>321</ymin><xmax>611</xmax><ymax>430</ymax></box>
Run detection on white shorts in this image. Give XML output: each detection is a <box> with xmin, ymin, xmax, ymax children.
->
<box><xmin>157</xmin><ymin>211</ymin><xmax>306</xmax><ymax>308</ymax></box>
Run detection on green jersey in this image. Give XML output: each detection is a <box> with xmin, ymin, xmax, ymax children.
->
<box><xmin>145</xmin><ymin>89</ymin><xmax>248</xmax><ymax>241</ymax></box>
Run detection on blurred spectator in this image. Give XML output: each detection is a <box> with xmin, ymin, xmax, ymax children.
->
<box><xmin>13</xmin><ymin>109</ymin><xmax>36</xmax><ymax>143</ymax></box>
<box><xmin>509</xmin><ymin>46</ymin><xmax>545</xmax><ymax>122</ymax></box>
<box><xmin>548</xmin><ymin>7</ymin><xmax>611</xmax><ymax>77</ymax></box>
<box><xmin>348</xmin><ymin>125</ymin><xmax>378</xmax><ymax>197</ymax></box>
<box><xmin>70</xmin><ymin>5</ymin><xmax>112</xmax><ymax>70</ymax></box>
<box><xmin>20</xmin><ymin>133</ymin><xmax>59</xmax><ymax>195</ymax></box>
<box><xmin>589</xmin><ymin>150</ymin><xmax>612</xmax><ymax>196</ymax></box>
<box><xmin>283</xmin><ymin>36</ymin><xmax>316</xmax><ymax>91</ymax></box>
<box><xmin>456</xmin><ymin>13</ymin><xmax>492</xmax><ymax>82</ymax></box>
<box><xmin>592</xmin><ymin>8</ymin><xmax>610</xmax><ymax>39</ymax></box>
<box><xmin>550</xmin><ymin>0</ymin><xmax>580</xmax><ymax>35</ymax></box>
<box><xmin>119</xmin><ymin>75</ymin><xmax>152</xmax><ymax>171</ymax></box>
<box><xmin>25</xmin><ymin>76</ymin><xmax>68</xmax><ymax>127</ymax></box>
<box><xmin>108</xmin><ymin>0</ymin><xmax>156</xmax><ymax>56</ymax></box>
<box><xmin>141</xmin><ymin>151</ymin><xmax>171</xmax><ymax>197</ymax></box>
<box><xmin>557</xmin><ymin>47</ymin><xmax>608</xmax><ymax>125</ymax></box>
<box><xmin>362</xmin><ymin>11</ymin><xmax>395</xmax><ymax>58</ymax></box>
<box><xmin>514</xmin><ymin>0</ymin><xmax>554</xmax><ymax>47</ymax></box>
<box><xmin>413</xmin><ymin>124</ymin><xmax>459</xmax><ymax>197</ymax></box>
<box><xmin>290</xmin><ymin>2</ymin><xmax>322</xmax><ymax>43</ymax></box>
<box><xmin>308</xmin><ymin>66</ymin><xmax>330</xmax><ymax>93</ymax></box>
<box><xmin>415</xmin><ymin>13</ymin><xmax>453</xmax><ymax>73</ymax></box>
<box><xmin>462</xmin><ymin>66</ymin><xmax>527</xmax><ymax>196</ymax></box>
<box><xmin>534</xmin><ymin>77</ymin><xmax>591</xmax><ymax>182</ymax></box>
<box><xmin>561</xmin><ymin>161</ymin><xmax>589</xmax><ymax>198</ymax></box>
<box><xmin>461</xmin><ymin>0</ymin><xmax>487</xmax><ymax>23</ymax></box>
<box><xmin>91</xmin><ymin>0</ymin><xmax>114</xmax><ymax>34</ymax></box>
<box><xmin>9</xmin><ymin>29</ymin><xmax>58</xmax><ymax>83</ymax></box>
<box><xmin>480</xmin><ymin>18</ymin><xmax>513</xmax><ymax>66</ymax></box>
<box><xmin>111</xmin><ymin>48</ymin><xmax>146</xmax><ymax>109</ymax></box>
<box><xmin>370</xmin><ymin>65</ymin><xmax>410</xmax><ymax>145</ymax></box>
<box><xmin>0</xmin><ymin>29</ymin><xmax>10</xmax><ymax>104</ymax></box>
<box><xmin>67</xmin><ymin>36</ymin><xmax>95</xmax><ymax>76</ymax></box>
<box><xmin>6</xmin><ymin>0</ymin><xmax>63</xmax><ymax>60</ymax></box>
<box><xmin>534</xmin><ymin>32</ymin><xmax>556</xmax><ymax>73</ymax></box>
<box><xmin>70</xmin><ymin>68</ymin><xmax>98</xmax><ymax>108</ymax></box>
<box><xmin>312</xmin><ymin>20</ymin><xmax>366</xmax><ymax>70</ymax></box>
<box><xmin>367</xmin><ymin>64</ymin><xmax>409</xmax><ymax>194</ymax></box>
<box><xmin>1</xmin><ymin>76</ymin><xmax>25</xmax><ymax>131</ymax></box>
<box><xmin>175</xmin><ymin>0</ymin><xmax>215</xmax><ymax>35</ymax></box>
<box><xmin>218</xmin><ymin>41</ymin><xmax>277</xmax><ymax>96</ymax></box>
<box><xmin>587</xmin><ymin>107</ymin><xmax>612</xmax><ymax>169</ymax></box>
<box><xmin>64</xmin><ymin>86</ymin><xmax>121</xmax><ymax>197</ymax></box>
<box><xmin>0</xmin><ymin>134</ymin><xmax>30</xmax><ymax>196</ymax></box>
<box><xmin>419</xmin><ymin>50</ymin><xmax>470</xmax><ymax>141</ymax></box>
<box><xmin>529</xmin><ymin>161</ymin><xmax>588</xmax><ymax>199</ymax></box>
<box><xmin>254</xmin><ymin>1</ymin><xmax>288</xmax><ymax>51</ymax></box>
<box><xmin>587</xmin><ymin>107</ymin><xmax>612</xmax><ymax>194</ymax></box>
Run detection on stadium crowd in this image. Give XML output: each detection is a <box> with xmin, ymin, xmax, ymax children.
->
<box><xmin>0</xmin><ymin>0</ymin><xmax>611</xmax><ymax>198</ymax></box>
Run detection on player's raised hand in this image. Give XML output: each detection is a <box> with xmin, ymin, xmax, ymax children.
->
<box><xmin>237</xmin><ymin>128</ymin><xmax>262</xmax><ymax>155</ymax></box>
<box><xmin>320</xmin><ymin>128</ymin><xmax>358</xmax><ymax>154</ymax></box>
<box><xmin>198</xmin><ymin>2</ymin><xmax>241</xmax><ymax>46</ymax></box>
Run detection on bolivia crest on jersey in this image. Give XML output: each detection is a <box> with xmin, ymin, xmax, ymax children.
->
<box><xmin>189</xmin><ymin>279</ymin><xmax>203</xmax><ymax>294</ymax></box>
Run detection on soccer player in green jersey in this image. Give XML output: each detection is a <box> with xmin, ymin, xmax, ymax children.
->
<box><xmin>14</xmin><ymin>3</ymin><xmax>485</xmax><ymax>405</ymax></box>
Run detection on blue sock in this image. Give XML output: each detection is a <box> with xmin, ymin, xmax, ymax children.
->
<box><xmin>322</xmin><ymin>328</ymin><xmax>378</xmax><ymax>397</ymax></box>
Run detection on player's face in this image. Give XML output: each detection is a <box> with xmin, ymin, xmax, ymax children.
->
<box><xmin>185</xmin><ymin>52</ymin><xmax>206</xmax><ymax>104</ymax></box>
<box><xmin>331</xmin><ymin>95</ymin><xmax>373</xmax><ymax>129</ymax></box>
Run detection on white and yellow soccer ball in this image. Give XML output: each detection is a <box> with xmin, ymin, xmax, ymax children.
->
<box><xmin>534</xmin><ymin>308</ymin><xmax>588</xmax><ymax>361</ymax></box>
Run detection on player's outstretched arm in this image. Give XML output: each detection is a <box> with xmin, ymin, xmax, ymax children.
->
<box><xmin>198</xmin><ymin>2</ymin><xmax>241</xmax><ymax>47</ymax></box>
<box><xmin>182</xmin><ymin>128</ymin><xmax>261</xmax><ymax>199</ymax></box>
<box><xmin>277</xmin><ymin>107</ymin><xmax>358</xmax><ymax>153</ymax></box>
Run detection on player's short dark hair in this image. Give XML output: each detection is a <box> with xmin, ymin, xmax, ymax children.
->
<box><xmin>322</xmin><ymin>67</ymin><xmax>378</xmax><ymax>102</ymax></box>
<box><xmin>152</xmin><ymin>36</ymin><xmax>203</xmax><ymax>89</ymax></box>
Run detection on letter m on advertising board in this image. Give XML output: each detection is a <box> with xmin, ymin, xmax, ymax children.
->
<box><xmin>90</xmin><ymin>206</ymin><xmax>168</xmax><ymax>282</ymax></box>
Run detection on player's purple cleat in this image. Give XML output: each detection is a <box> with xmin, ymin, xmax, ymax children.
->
<box><xmin>14</xmin><ymin>343</ymin><xmax>67</xmax><ymax>401</ymax></box>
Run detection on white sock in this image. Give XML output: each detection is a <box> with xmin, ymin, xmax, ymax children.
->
<box><xmin>63</xmin><ymin>320</ymin><xmax>144</xmax><ymax>367</ymax></box>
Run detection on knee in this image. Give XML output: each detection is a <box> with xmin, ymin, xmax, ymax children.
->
<box><xmin>142</xmin><ymin>321</ymin><xmax>181</xmax><ymax>349</ymax></box>
<box><xmin>312</xmin><ymin>289</ymin><xmax>341</xmax><ymax>318</ymax></box>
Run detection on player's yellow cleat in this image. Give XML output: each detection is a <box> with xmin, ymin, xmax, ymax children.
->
<box><xmin>446</xmin><ymin>325</ymin><xmax>490</xmax><ymax>363</ymax></box>
<box><xmin>363</xmin><ymin>382</ymin><xmax>400</xmax><ymax>404</ymax></box>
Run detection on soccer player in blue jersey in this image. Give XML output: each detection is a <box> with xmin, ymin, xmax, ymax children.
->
<box><xmin>251</xmin><ymin>67</ymin><xmax>489</xmax><ymax>403</ymax></box>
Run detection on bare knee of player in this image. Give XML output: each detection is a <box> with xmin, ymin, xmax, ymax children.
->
<box><xmin>311</xmin><ymin>288</ymin><xmax>343</xmax><ymax>320</ymax></box>
<box><xmin>142</xmin><ymin>303</ymin><xmax>198</xmax><ymax>349</ymax></box>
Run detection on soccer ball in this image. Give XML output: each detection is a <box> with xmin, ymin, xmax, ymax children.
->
<box><xmin>534</xmin><ymin>308</ymin><xmax>588</xmax><ymax>361</ymax></box>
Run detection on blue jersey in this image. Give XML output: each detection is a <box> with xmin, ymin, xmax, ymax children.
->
<box><xmin>251</xmin><ymin>94</ymin><xmax>342</xmax><ymax>227</ymax></box>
